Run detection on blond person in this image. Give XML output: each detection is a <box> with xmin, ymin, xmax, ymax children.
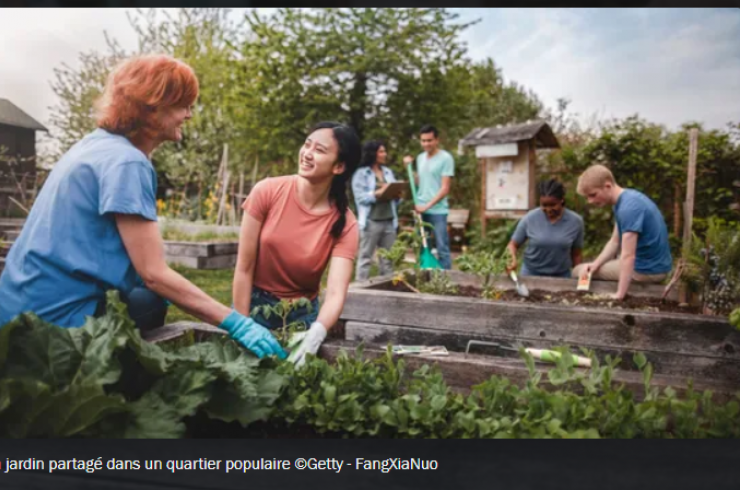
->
<box><xmin>572</xmin><ymin>165</ymin><xmax>672</xmax><ymax>300</ymax></box>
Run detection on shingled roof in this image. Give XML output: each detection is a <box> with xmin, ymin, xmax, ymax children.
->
<box><xmin>0</xmin><ymin>98</ymin><xmax>48</xmax><ymax>132</ymax></box>
<box><xmin>459</xmin><ymin>120</ymin><xmax>559</xmax><ymax>149</ymax></box>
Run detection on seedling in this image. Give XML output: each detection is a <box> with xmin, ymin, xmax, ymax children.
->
<box><xmin>250</xmin><ymin>297</ymin><xmax>314</xmax><ymax>344</ymax></box>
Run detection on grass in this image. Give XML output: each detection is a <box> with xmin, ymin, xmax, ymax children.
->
<box><xmin>166</xmin><ymin>264</ymin><xmax>234</xmax><ymax>323</ymax></box>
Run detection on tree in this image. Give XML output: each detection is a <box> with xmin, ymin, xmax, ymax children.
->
<box><xmin>47</xmin><ymin>35</ymin><xmax>127</xmax><ymax>162</ymax></box>
<box><xmin>241</xmin><ymin>8</ymin><xmax>477</xmax><ymax>159</ymax></box>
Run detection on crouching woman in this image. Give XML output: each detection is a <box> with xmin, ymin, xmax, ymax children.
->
<box><xmin>233</xmin><ymin>122</ymin><xmax>361</xmax><ymax>367</ymax></box>
<box><xmin>0</xmin><ymin>54</ymin><xmax>286</xmax><ymax>362</ymax></box>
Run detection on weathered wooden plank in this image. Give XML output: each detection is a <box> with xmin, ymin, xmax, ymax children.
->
<box><xmin>164</xmin><ymin>253</ymin><xmax>237</xmax><ymax>270</ymax></box>
<box><xmin>163</xmin><ymin>241</ymin><xmax>216</xmax><ymax>258</ymax></box>
<box><xmin>198</xmin><ymin>254</ymin><xmax>237</xmax><ymax>269</ymax></box>
<box><xmin>213</xmin><ymin>242</ymin><xmax>239</xmax><ymax>255</ymax></box>
<box><xmin>340</xmin><ymin>289</ymin><xmax>739</xmax><ymax>361</ymax></box>
<box><xmin>375</xmin><ymin>270</ymin><xmax>679</xmax><ymax>301</ymax></box>
<box><xmin>344</xmin><ymin>321</ymin><xmax>740</xmax><ymax>382</ymax></box>
<box><xmin>319</xmin><ymin>341</ymin><xmax>738</xmax><ymax>403</ymax></box>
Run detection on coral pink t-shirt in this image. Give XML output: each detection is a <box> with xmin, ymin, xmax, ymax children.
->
<box><xmin>241</xmin><ymin>175</ymin><xmax>359</xmax><ymax>300</ymax></box>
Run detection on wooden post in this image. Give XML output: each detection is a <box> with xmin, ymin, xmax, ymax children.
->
<box><xmin>480</xmin><ymin>157</ymin><xmax>487</xmax><ymax>239</ymax></box>
<box><xmin>679</xmin><ymin>128</ymin><xmax>699</xmax><ymax>303</ymax></box>
<box><xmin>528</xmin><ymin>140</ymin><xmax>537</xmax><ymax>210</ymax></box>
<box><xmin>216</xmin><ymin>144</ymin><xmax>230</xmax><ymax>226</ymax></box>
<box><xmin>673</xmin><ymin>183</ymin><xmax>682</xmax><ymax>237</ymax></box>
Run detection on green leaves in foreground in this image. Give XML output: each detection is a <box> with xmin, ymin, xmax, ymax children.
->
<box><xmin>0</xmin><ymin>291</ymin><xmax>285</xmax><ymax>438</ymax></box>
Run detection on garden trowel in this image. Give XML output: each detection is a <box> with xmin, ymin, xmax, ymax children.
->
<box><xmin>509</xmin><ymin>270</ymin><xmax>530</xmax><ymax>297</ymax></box>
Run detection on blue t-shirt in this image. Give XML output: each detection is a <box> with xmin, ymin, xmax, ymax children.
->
<box><xmin>511</xmin><ymin>208</ymin><xmax>584</xmax><ymax>277</ymax></box>
<box><xmin>613</xmin><ymin>189</ymin><xmax>672</xmax><ymax>274</ymax></box>
<box><xmin>416</xmin><ymin>149</ymin><xmax>455</xmax><ymax>215</ymax></box>
<box><xmin>0</xmin><ymin>129</ymin><xmax>158</xmax><ymax>328</ymax></box>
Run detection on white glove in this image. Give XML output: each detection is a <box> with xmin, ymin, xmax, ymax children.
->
<box><xmin>288</xmin><ymin>321</ymin><xmax>327</xmax><ymax>368</ymax></box>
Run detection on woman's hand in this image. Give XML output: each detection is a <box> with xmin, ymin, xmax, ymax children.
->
<box><xmin>507</xmin><ymin>255</ymin><xmax>518</xmax><ymax>273</ymax></box>
<box><xmin>219</xmin><ymin>310</ymin><xmax>287</xmax><ymax>359</ymax></box>
<box><xmin>288</xmin><ymin>321</ymin><xmax>327</xmax><ymax>368</ymax></box>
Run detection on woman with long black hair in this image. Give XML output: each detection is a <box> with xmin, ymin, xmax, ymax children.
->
<box><xmin>351</xmin><ymin>140</ymin><xmax>402</xmax><ymax>281</ymax></box>
<box><xmin>232</xmin><ymin>122</ymin><xmax>361</xmax><ymax>366</ymax></box>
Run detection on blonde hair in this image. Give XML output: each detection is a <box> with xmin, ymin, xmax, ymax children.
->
<box><xmin>576</xmin><ymin>164</ymin><xmax>617</xmax><ymax>195</ymax></box>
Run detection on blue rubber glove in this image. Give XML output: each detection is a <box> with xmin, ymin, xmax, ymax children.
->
<box><xmin>219</xmin><ymin>310</ymin><xmax>287</xmax><ymax>360</ymax></box>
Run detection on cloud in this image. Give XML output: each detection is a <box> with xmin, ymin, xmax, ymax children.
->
<box><xmin>460</xmin><ymin>8</ymin><xmax>740</xmax><ymax>131</ymax></box>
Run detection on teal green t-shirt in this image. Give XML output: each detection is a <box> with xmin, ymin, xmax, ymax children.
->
<box><xmin>416</xmin><ymin>149</ymin><xmax>455</xmax><ymax>215</ymax></box>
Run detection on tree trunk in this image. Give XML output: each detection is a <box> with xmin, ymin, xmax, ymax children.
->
<box><xmin>349</xmin><ymin>71</ymin><xmax>368</xmax><ymax>142</ymax></box>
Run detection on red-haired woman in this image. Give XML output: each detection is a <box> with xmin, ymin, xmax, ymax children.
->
<box><xmin>0</xmin><ymin>54</ymin><xmax>286</xmax><ymax>360</ymax></box>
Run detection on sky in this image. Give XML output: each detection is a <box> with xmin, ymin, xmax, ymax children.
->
<box><xmin>0</xmin><ymin>7</ymin><xmax>738</xmax><ymax>144</ymax></box>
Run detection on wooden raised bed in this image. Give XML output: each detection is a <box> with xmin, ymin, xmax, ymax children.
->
<box><xmin>340</xmin><ymin>270</ymin><xmax>740</xmax><ymax>390</ymax></box>
<box><xmin>164</xmin><ymin>241</ymin><xmax>238</xmax><ymax>269</ymax></box>
<box><xmin>143</xmin><ymin>315</ymin><xmax>739</xmax><ymax>403</ymax></box>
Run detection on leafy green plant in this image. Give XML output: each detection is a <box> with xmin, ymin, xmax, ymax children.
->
<box><xmin>3</xmin><ymin>294</ymin><xmax>740</xmax><ymax>439</ymax></box>
<box><xmin>378</xmin><ymin>225</ymin><xmax>437</xmax><ymax>289</ymax></box>
<box><xmin>274</xmin><ymin>344</ymin><xmax>740</xmax><ymax>439</ymax></box>
<box><xmin>455</xmin><ymin>249</ymin><xmax>511</xmax><ymax>299</ymax></box>
<box><xmin>0</xmin><ymin>291</ymin><xmax>285</xmax><ymax>438</ymax></box>
<box><xmin>730</xmin><ymin>308</ymin><xmax>740</xmax><ymax>331</ymax></box>
<box><xmin>417</xmin><ymin>270</ymin><xmax>459</xmax><ymax>296</ymax></box>
<box><xmin>250</xmin><ymin>297</ymin><xmax>314</xmax><ymax>344</ymax></box>
<box><xmin>683</xmin><ymin>217</ymin><xmax>740</xmax><ymax>314</ymax></box>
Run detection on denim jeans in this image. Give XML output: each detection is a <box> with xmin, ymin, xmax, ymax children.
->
<box><xmin>249</xmin><ymin>286</ymin><xmax>319</xmax><ymax>331</ymax></box>
<box><xmin>520</xmin><ymin>263</ymin><xmax>572</xmax><ymax>279</ymax></box>
<box><xmin>95</xmin><ymin>287</ymin><xmax>169</xmax><ymax>331</ymax></box>
<box><xmin>421</xmin><ymin>212</ymin><xmax>451</xmax><ymax>270</ymax></box>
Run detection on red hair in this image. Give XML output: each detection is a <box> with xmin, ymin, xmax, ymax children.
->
<box><xmin>94</xmin><ymin>54</ymin><xmax>199</xmax><ymax>145</ymax></box>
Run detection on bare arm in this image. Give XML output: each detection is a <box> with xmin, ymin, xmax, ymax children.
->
<box><xmin>420</xmin><ymin>176</ymin><xmax>452</xmax><ymax>211</ymax></box>
<box><xmin>233</xmin><ymin>211</ymin><xmax>262</xmax><ymax>316</ymax></box>
<box><xmin>316</xmin><ymin>256</ymin><xmax>354</xmax><ymax>330</ymax></box>
<box><xmin>115</xmin><ymin>215</ymin><xmax>231</xmax><ymax>325</ymax></box>
<box><xmin>592</xmin><ymin>225</ymin><xmax>620</xmax><ymax>271</ymax></box>
<box><xmin>506</xmin><ymin>239</ymin><xmax>520</xmax><ymax>272</ymax></box>
<box><xmin>615</xmin><ymin>232</ymin><xmax>638</xmax><ymax>300</ymax></box>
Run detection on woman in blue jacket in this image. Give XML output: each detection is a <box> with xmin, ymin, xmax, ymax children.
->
<box><xmin>351</xmin><ymin>141</ymin><xmax>403</xmax><ymax>281</ymax></box>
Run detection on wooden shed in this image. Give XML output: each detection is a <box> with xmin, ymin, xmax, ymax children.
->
<box><xmin>0</xmin><ymin>99</ymin><xmax>48</xmax><ymax>215</ymax></box>
<box><xmin>0</xmin><ymin>98</ymin><xmax>48</xmax><ymax>176</ymax></box>
<box><xmin>458</xmin><ymin>120</ymin><xmax>560</xmax><ymax>237</ymax></box>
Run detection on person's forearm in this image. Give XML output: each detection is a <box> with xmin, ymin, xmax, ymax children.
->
<box><xmin>507</xmin><ymin>241</ymin><xmax>519</xmax><ymax>264</ymax></box>
<box><xmin>594</xmin><ymin>239</ymin><xmax>619</xmax><ymax>269</ymax></box>
<box><xmin>423</xmin><ymin>186</ymin><xmax>450</xmax><ymax>210</ymax></box>
<box><xmin>315</xmin><ymin>289</ymin><xmax>347</xmax><ymax>331</ymax></box>
<box><xmin>145</xmin><ymin>267</ymin><xmax>231</xmax><ymax>325</ymax></box>
<box><xmin>616</xmin><ymin>254</ymin><xmax>636</xmax><ymax>298</ymax></box>
<box><xmin>232</xmin><ymin>268</ymin><xmax>255</xmax><ymax>317</ymax></box>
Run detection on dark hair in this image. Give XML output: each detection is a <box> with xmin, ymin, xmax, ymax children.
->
<box><xmin>359</xmin><ymin>140</ymin><xmax>385</xmax><ymax>168</ymax></box>
<box><xmin>419</xmin><ymin>125</ymin><xmax>439</xmax><ymax>138</ymax></box>
<box><xmin>538</xmin><ymin>179</ymin><xmax>566</xmax><ymax>202</ymax></box>
<box><xmin>309</xmin><ymin>121</ymin><xmax>361</xmax><ymax>239</ymax></box>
